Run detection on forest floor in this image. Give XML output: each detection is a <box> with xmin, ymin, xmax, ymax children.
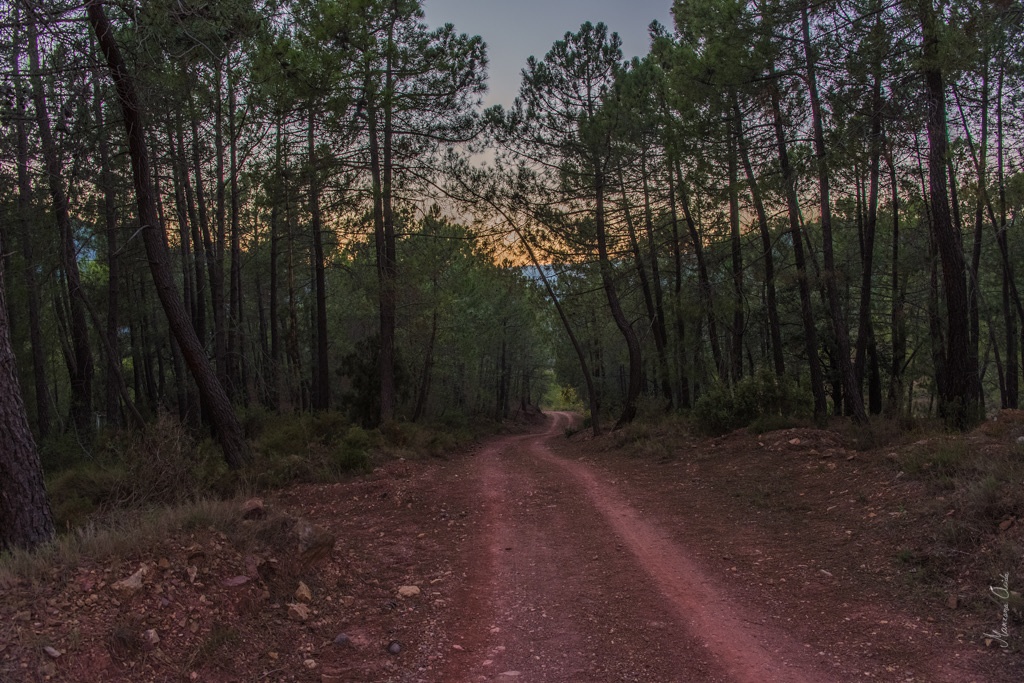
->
<box><xmin>1</xmin><ymin>412</ymin><xmax>1023</xmax><ymax>682</ymax></box>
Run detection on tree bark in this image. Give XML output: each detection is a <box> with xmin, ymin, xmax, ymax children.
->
<box><xmin>769</xmin><ymin>64</ymin><xmax>827</xmax><ymax>419</ymax></box>
<box><xmin>269</xmin><ymin>119</ymin><xmax>283</xmax><ymax>411</ymax></box>
<box><xmin>228</xmin><ymin>70</ymin><xmax>246</xmax><ymax>403</ymax></box>
<box><xmin>596</xmin><ymin>169</ymin><xmax>642</xmax><ymax>428</ymax></box>
<box><xmin>854</xmin><ymin>64</ymin><xmax>884</xmax><ymax>415</ymax></box>
<box><xmin>674</xmin><ymin>160</ymin><xmax>724</xmax><ymax>379</ymax></box>
<box><xmin>212</xmin><ymin>64</ymin><xmax>228</xmax><ymax>393</ymax></box>
<box><xmin>666</xmin><ymin>160</ymin><xmax>691</xmax><ymax>409</ymax></box>
<box><xmin>640</xmin><ymin>150</ymin><xmax>673</xmax><ymax>408</ymax></box>
<box><xmin>28</xmin><ymin>13</ymin><xmax>94</xmax><ymax>438</ymax></box>
<box><xmin>87</xmin><ymin>0</ymin><xmax>250</xmax><ymax>468</ymax></box>
<box><xmin>0</xmin><ymin>257</ymin><xmax>55</xmax><ymax>552</ymax></box>
<box><xmin>11</xmin><ymin>15</ymin><xmax>50</xmax><ymax>438</ymax></box>
<box><xmin>308</xmin><ymin>108</ymin><xmax>330</xmax><ymax>412</ymax></box>
<box><xmin>801</xmin><ymin>2</ymin><xmax>866</xmax><ymax>424</ymax></box>
<box><xmin>734</xmin><ymin>95</ymin><xmax>784</xmax><ymax>378</ymax></box>
<box><xmin>916</xmin><ymin>0</ymin><xmax>981</xmax><ymax>427</ymax></box>
<box><xmin>885</xmin><ymin>145</ymin><xmax>907</xmax><ymax>417</ymax></box>
<box><xmin>380</xmin><ymin>41</ymin><xmax>399</xmax><ymax>424</ymax></box>
<box><xmin>727</xmin><ymin>112</ymin><xmax>744</xmax><ymax>383</ymax></box>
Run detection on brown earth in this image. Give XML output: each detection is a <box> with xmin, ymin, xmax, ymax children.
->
<box><xmin>1</xmin><ymin>412</ymin><xmax>1022</xmax><ymax>682</ymax></box>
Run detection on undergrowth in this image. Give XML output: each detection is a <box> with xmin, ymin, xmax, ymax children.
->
<box><xmin>0</xmin><ymin>498</ymin><xmax>243</xmax><ymax>584</ymax></box>
<box><xmin>3</xmin><ymin>409</ymin><xmax>487</xmax><ymax>581</ymax></box>
<box><xmin>891</xmin><ymin>434</ymin><xmax>1024</xmax><ymax>624</ymax></box>
<box><xmin>692</xmin><ymin>368</ymin><xmax>811</xmax><ymax>435</ymax></box>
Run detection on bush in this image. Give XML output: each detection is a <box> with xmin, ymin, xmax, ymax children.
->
<box><xmin>47</xmin><ymin>414</ymin><xmax>219</xmax><ymax>528</ymax></box>
<box><xmin>693</xmin><ymin>368</ymin><xmax>811</xmax><ymax>435</ymax></box>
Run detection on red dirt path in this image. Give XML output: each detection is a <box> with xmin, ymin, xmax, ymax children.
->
<box><xmin>2</xmin><ymin>412</ymin><xmax>1020</xmax><ymax>682</ymax></box>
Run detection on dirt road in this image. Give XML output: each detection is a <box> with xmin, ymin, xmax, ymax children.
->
<box><xmin>439</xmin><ymin>412</ymin><xmax>832</xmax><ymax>682</ymax></box>
<box><xmin>4</xmin><ymin>412</ymin><xmax>1014</xmax><ymax>682</ymax></box>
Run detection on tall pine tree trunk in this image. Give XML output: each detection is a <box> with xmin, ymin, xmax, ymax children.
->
<box><xmin>307</xmin><ymin>108</ymin><xmax>329</xmax><ymax>412</ymax></box>
<box><xmin>640</xmin><ymin>149</ymin><xmax>673</xmax><ymax>408</ymax></box>
<box><xmin>211</xmin><ymin>64</ymin><xmax>228</xmax><ymax>394</ymax></box>
<box><xmin>88</xmin><ymin>0</ymin><xmax>250</xmax><ymax>468</ymax></box>
<box><xmin>854</xmin><ymin>65</ymin><xmax>884</xmax><ymax>415</ymax></box>
<box><xmin>996</xmin><ymin>62</ymin><xmax>1019</xmax><ymax>408</ymax></box>
<box><xmin>727</xmin><ymin>113</ymin><xmax>744</xmax><ymax>383</ymax></box>
<box><xmin>11</xmin><ymin>16</ymin><xmax>49</xmax><ymax>438</ymax></box>
<box><xmin>885</xmin><ymin>146</ymin><xmax>907</xmax><ymax>417</ymax></box>
<box><xmin>734</xmin><ymin>95</ymin><xmax>784</xmax><ymax>378</ymax></box>
<box><xmin>28</xmin><ymin>14</ymin><xmax>94</xmax><ymax>438</ymax></box>
<box><xmin>917</xmin><ymin>0</ymin><xmax>981</xmax><ymax>427</ymax></box>
<box><xmin>595</xmin><ymin>168</ymin><xmax>642</xmax><ymax>427</ymax></box>
<box><xmin>802</xmin><ymin>2</ymin><xmax>866</xmax><ymax>423</ymax></box>
<box><xmin>674</xmin><ymin>160</ymin><xmax>724</xmax><ymax>378</ymax></box>
<box><xmin>228</xmin><ymin>71</ymin><xmax>246</xmax><ymax>404</ymax></box>
<box><xmin>268</xmin><ymin>119</ymin><xmax>283</xmax><ymax>411</ymax></box>
<box><xmin>770</xmin><ymin>65</ymin><xmax>827</xmax><ymax>419</ymax></box>
<box><xmin>0</xmin><ymin>256</ymin><xmax>55</xmax><ymax>551</ymax></box>
<box><xmin>666</xmin><ymin>159</ymin><xmax>691</xmax><ymax>409</ymax></box>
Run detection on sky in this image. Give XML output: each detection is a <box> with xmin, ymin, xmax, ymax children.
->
<box><xmin>421</xmin><ymin>0</ymin><xmax>676</xmax><ymax>108</ymax></box>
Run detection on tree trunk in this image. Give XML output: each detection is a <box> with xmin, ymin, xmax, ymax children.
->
<box><xmin>640</xmin><ymin>150</ymin><xmax>673</xmax><ymax>408</ymax></box>
<box><xmin>94</xmin><ymin>76</ymin><xmax>128</xmax><ymax>428</ymax></box>
<box><xmin>28</xmin><ymin>14</ymin><xmax>94</xmax><ymax>438</ymax></box>
<box><xmin>734</xmin><ymin>95</ymin><xmax>784</xmax><ymax>378</ymax></box>
<box><xmin>380</xmin><ymin>44</ymin><xmax>399</xmax><ymax>424</ymax></box>
<box><xmin>212</xmin><ymin>64</ymin><xmax>228</xmax><ymax>393</ymax></box>
<box><xmin>285</xmin><ymin>172</ymin><xmax>303</xmax><ymax>410</ymax></box>
<box><xmin>228</xmin><ymin>70</ymin><xmax>246</xmax><ymax>403</ymax></box>
<box><xmin>88</xmin><ymin>0</ymin><xmax>250</xmax><ymax>468</ymax></box>
<box><xmin>952</xmin><ymin>62</ymin><xmax>1023</xmax><ymax>409</ymax></box>
<box><xmin>996</xmin><ymin>61</ymin><xmax>1018</xmax><ymax>408</ymax></box>
<box><xmin>0</xmin><ymin>256</ymin><xmax>55</xmax><ymax>552</ymax></box>
<box><xmin>618</xmin><ymin>169</ymin><xmax>667</xmax><ymax>400</ymax></box>
<box><xmin>854</xmin><ymin>65</ymin><xmax>884</xmax><ymax>415</ymax></box>
<box><xmin>769</xmin><ymin>64</ymin><xmax>827</xmax><ymax>419</ymax></box>
<box><xmin>307</xmin><ymin>108</ymin><xmax>330</xmax><ymax>412</ymax></box>
<box><xmin>182</xmin><ymin>114</ymin><xmax>208</xmax><ymax>345</ymax></box>
<box><xmin>595</xmin><ymin>169</ymin><xmax>642</xmax><ymax>428</ymax></box>
<box><xmin>802</xmin><ymin>2</ymin><xmax>866</xmax><ymax>424</ymax></box>
<box><xmin>666</xmin><ymin>160</ymin><xmax>691</xmax><ymax>409</ymax></box>
<box><xmin>727</xmin><ymin>112</ymin><xmax>744</xmax><ymax>383</ymax></box>
<box><xmin>527</xmin><ymin>236</ymin><xmax>602</xmax><ymax>434</ymax></box>
<box><xmin>885</xmin><ymin>146</ymin><xmax>907</xmax><ymax>417</ymax></box>
<box><xmin>917</xmin><ymin>0</ymin><xmax>981</xmax><ymax>428</ymax></box>
<box><xmin>11</xmin><ymin>15</ymin><xmax>50</xmax><ymax>438</ymax></box>
<box><xmin>674</xmin><ymin>160</ymin><xmax>724</xmax><ymax>379</ymax></box>
<box><xmin>269</xmin><ymin>120</ymin><xmax>283</xmax><ymax>411</ymax></box>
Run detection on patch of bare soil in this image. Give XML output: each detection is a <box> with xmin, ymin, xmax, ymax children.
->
<box><xmin>1</xmin><ymin>414</ymin><xmax>1021</xmax><ymax>682</ymax></box>
<box><xmin>572</xmin><ymin>420</ymin><xmax>1024</xmax><ymax>683</ymax></box>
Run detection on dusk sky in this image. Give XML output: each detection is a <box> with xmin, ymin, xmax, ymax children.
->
<box><xmin>421</xmin><ymin>0</ymin><xmax>676</xmax><ymax>108</ymax></box>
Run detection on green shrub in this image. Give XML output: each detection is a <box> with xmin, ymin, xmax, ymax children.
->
<box><xmin>693</xmin><ymin>368</ymin><xmax>811</xmax><ymax>435</ymax></box>
<box><xmin>330</xmin><ymin>426</ymin><xmax>376</xmax><ymax>473</ymax></box>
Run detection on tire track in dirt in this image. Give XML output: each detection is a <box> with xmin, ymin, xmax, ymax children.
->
<box><xmin>442</xmin><ymin>413</ymin><xmax>834</xmax><ymax>683</ymax></box>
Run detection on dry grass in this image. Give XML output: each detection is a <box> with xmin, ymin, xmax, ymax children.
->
<box><xmin>0</xmin><ymin>498</ymin><xmax>244</xmax><ymax>585</ymax></box>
